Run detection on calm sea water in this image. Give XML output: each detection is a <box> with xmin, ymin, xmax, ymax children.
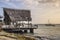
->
<box><xmin>34</xmin><ymin>25</ymin><xmax>60</xmax><ymax>39</ymax></box>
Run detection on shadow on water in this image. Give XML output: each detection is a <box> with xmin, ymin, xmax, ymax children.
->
<box><xmin>2</xmin><ymin>29</ymin><xmax>24</xmax><ymax>34</ymax></box>
<box><xmin>2</xmin><ymin>29</ymin><xmax>58</xmax><ymax>40</ymax></box>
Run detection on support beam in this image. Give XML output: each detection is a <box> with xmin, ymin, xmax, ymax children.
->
<box><xmin>30</xmin><ymin>29</ymin><xmax>34</xmax><ymax>33</ymax></box>
<box><xmin>19</xmin><ymin>30</ymin><xmax>23</xmax><ymax>34</ymax></box>
<box><xmin>24</xmin><ymin>30</ymin><xmax>27</xmax><ymax>33</ymax></box>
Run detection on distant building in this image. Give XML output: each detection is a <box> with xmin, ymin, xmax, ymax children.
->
<box><xmin>0</xmin><ymin>16</ymin><xmax>3</xmax><ymax>29</ymax></box>
<box><xmin>0</xmin><ymin>16</ymin><xmax>3</xmax><ymax>22</ymax></box>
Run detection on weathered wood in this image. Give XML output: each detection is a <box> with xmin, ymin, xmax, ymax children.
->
<box><xmin>30</xmin><ymin>29</ymin><xmax>34</xmax><ymax>33</ymax></box>
<box><xmin>2</xmin><ymin>8</ymin><xmax>38</xmax><ymax>33</ymax></box>
<box><xmin>24</xmin><ymin>30</ymin><xmax>27</xmax><ymax>33</ymax></box>
<box><xmin>3</xmin><ymin>8</ymin><xmax>32</xmax><ymax>22</ymax></box>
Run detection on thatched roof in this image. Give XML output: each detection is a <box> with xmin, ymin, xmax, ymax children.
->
<box><xmin>3</xmin><ymin>8</ymin><xmax>32</xmax><ymax>21</ymax></box>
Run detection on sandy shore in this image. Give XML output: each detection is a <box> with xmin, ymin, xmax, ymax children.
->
<box><xmin>0</xmin><ymin>31</ymin><xmax>35</xmax><ymax>40</ymax></box>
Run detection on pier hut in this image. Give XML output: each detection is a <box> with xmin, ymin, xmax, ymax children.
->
<box><xmin>2</xmin><ymin>8</ymin><xmax>37</xmax><ymax>33</ymax></box>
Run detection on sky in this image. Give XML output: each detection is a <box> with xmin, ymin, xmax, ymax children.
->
<box><xmin>0</xmin><ymin>0</ymin><xmax>60</xmax><ymax>24</ymax></box>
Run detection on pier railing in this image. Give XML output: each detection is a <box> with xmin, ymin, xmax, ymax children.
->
<box><xmin>2</xmin><ymin>25</ymin><xmax>38</xmax><ymax>29</ymax></box>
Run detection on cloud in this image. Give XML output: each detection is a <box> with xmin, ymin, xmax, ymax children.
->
<box><xmin>0</xmin><ymin>0</ymin><xmax>10</xmax><ymax>2</ymax></box>
<box><xmin>23</xmin><ymin>0</ymin><xmax>39</xmax><ymax>8</ymax></box>
<box><xmin>22</xmin><ymin>0</ymin><xmax>60</xmax><ymax>8</ymax></box>
<box><xmin>0</xmin><ymin>0</ymin><xmax>19</xmax><ymax>8</ymax></box>
<box><xmin>0</xmin><ymin>0</ymin><xmax>60</xmax><ymax>8</ymax></box>
<box><xmin>0</xmin><ymin>0</ymin><xmax>60</xmax><ymax>24</ymax></box>
<box><xmin>5</xmin><ymin>0</ymin><xmax>10</xmax><ymax>2</ymax></box>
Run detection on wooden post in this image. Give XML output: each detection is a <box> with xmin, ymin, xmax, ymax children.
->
<box><xmin>19</xmin><ymin>30</ymin><xmax>23</xmax><ymax>34</ymax></box>
<box><xmin>24</xmin><ymin>30</ymin><xmax>27</xmax><ymax>33</ymax></box>
<box><xmin>30</xmin><ymin>29</ymin><xmax>34</xmax><ymax>33</ymax></box>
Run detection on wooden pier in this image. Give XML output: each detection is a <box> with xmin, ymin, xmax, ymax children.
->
<box><xmin>2</xmin><ymin>8</ymin><xmax>38</xmax><ymax>33</ymax></box>
<box><xmin>2</xmin><ymin>25</ymin><xmax>37</xmax><ymax>33</ymax></box>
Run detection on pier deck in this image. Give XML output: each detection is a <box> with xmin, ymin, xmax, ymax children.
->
<box><xmin>2</xmin><ymin>25</ymin><xmax>38</xmax><ymax>29</ymax></box>
<box><xmin>2</xmin><ymin>25</ymin><xmax>38</xmax><ymax>33</ymax></box>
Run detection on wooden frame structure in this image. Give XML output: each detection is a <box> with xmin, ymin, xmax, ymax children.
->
<box><xmin>3</xmin><ymin>8</ymin><xmax>37</xmax><ymax>33</ymax></box>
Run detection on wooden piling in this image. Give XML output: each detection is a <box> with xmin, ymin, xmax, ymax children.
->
<box><xmin>24</xmin><ymin>30</ymin><xmax>27</xmax><ymax>33</ymax></box>
<box><xmin>30</xmin><ymin>29</ymin><xmax>34</xmax><ymax>33</ymax></box>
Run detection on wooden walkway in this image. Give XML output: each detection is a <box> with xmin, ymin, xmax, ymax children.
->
<box><xmin>2</xmin><ymin>25</ymin><xmax>38</xmax><ymax>29</ymax></box>
<box><xmin>2</xmin><ymin>25</ymin><xmax>38</xmax><ymax>33</ymax></box>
